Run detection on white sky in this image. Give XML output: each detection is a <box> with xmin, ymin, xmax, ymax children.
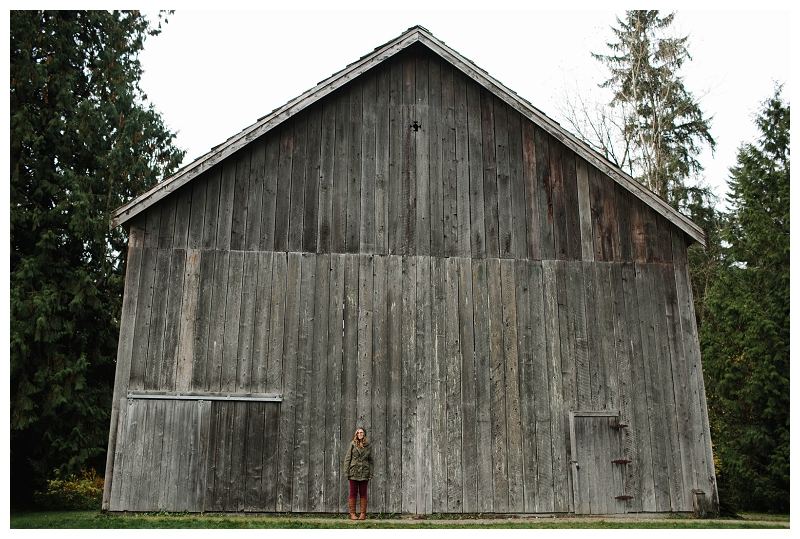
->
<box><xmin>137</xmin><ymin>2</ymin><xmax>791</xmax><ymax>210</ymax></box>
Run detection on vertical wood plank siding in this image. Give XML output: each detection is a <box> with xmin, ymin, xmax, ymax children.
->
<box><xmin>108</xmin><ymin>44</ymin><xmax>714</xmax><ymax>515</ymax></box>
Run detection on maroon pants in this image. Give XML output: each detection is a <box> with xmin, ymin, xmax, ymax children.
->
<box><xmin>349</xmin><ymin>479</ymin><xmax>368</xmax><ymax>500</ymax></box>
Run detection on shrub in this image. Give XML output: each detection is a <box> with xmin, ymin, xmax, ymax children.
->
<box><xmin>33</xmin><ymin>469</ymin><xmax>104</xmax><ymax>510</ymax></box>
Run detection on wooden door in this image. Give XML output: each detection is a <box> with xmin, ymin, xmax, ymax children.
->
<box><xmin>108</xmin><ymin>398</ymin><xmax>280</xmax><ymax>512</ymax></box>
<box><xmin>569</xmin><ymin>411</ymin><xmax>629</xmax><ymax>514</ymax></box>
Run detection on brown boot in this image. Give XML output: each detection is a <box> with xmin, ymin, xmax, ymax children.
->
<box><xmin>358</xmin><ymin>497</ymin><xmax>367</xmax><ymax>520</ymax></box>
<box><xmin>349</xmin><ymin>498</ymin><xmax>358</xmax><ymax>520</ymax></box>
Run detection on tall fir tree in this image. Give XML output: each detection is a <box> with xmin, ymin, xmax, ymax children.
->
<box><xmin>10</xmin><ymin>10</ymin><xmax>185</xmax><ymax>506</ymax></box>
<box><xmin>700</xmin><ymin>88</ymin><xmax>789</xmax><ymax>512</ymax></box>
<box><xmin>590</xmin><ymin>10</ymin><xmax>716</xmax><ymax>205</ymax></box>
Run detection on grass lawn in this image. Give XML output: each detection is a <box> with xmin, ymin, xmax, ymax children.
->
<box><xmin>9</xmin><ymin>511</ymin><xmax>790</xmax><ymax>529</ymax></box>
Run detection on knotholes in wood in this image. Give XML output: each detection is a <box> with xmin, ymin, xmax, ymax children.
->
<box><xmin>410</xmin><ymin>121</ymin><xmax>421</xmax><ymax>132</ymax></box>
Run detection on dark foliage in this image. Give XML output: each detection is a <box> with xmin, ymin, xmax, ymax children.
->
<box><xmin>700</xmin><ymin>87</ymin><xmax>789</xmax><ymax>512</ymax></box>
<box><xmin>10</xmin><ymin>10</ymin><xmax>184</xmax><ymax>507</ymax></box>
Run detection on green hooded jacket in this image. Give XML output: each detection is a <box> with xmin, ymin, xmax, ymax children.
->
<box><xmin>343</xmin><ymin>440</ymin><xmax>373</xmax><ymax>481</ymax></box>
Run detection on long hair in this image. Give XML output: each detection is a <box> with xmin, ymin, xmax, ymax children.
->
<box><xmin>353</xmin><ymin>428</ymin><xmax>368</xmax><ymax>448</ymax></box>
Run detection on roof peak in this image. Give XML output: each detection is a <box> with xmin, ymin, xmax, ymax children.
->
<box><xmin>110</xmin><ymin>25</ymin><xmax>704</xmax><ymax>246</ymax></box>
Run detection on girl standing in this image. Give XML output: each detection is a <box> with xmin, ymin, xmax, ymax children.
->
<box><xmin>343</xmin><ymin>427</ymin><xmax>373</xmax><ymax>520</ymax></box>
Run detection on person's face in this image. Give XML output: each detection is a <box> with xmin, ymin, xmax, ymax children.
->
<box><xmin>356</xmin><ymin>429</ymin><xmax>365</xmax><ymax>440</ymax></box>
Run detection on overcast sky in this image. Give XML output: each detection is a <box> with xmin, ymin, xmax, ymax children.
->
<box><xmin>138</xmin><ymin>3</ymin><xmax>791</xmax><ymax>209</ymax></box>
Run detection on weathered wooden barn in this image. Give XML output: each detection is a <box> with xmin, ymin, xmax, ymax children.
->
<box><xmin>103</xmin><ymin>26</ymin><xmax>718</xmax><ymax>516</ymax></box>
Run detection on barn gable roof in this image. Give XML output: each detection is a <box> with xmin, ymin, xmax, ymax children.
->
<box><xmin>111</xmin><ymin>25</ymin><xmax>705</xmax><ymax>246</ymax></box>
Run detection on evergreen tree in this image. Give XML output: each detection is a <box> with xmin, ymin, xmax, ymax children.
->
<box><xmin>10</xmin><ymin>10</ymin><xmax>184</xmax><ymax>506</ymax></box>
<box><xmin>587</xmin><ymin>10</ymin><xmax>716</xmax><ymax>205</ymax></box>
<box><xmin>700</xmin><ymin>88</ymin><xmax>789</xmax><ymax>512</ymax></box>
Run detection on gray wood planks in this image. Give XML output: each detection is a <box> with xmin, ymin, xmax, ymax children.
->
<box><xmin>430</xmin><ymin>257</ymin><xmax>447</xmax><ymax>512</ymax></box>
<box><xmin>542</xmin><ymin>260</ymin><xmax>568</xmax><ymax>512</ymax></box>
<box><xmin>609</xmin><ymin>262</ymin><xmax>640</xmax><ymax>512</ymax></box>
<box><xmin>274</xmin><ymin>122</ymin><xmax>294</xmax><ymax>252</ymax></box>
<box><xmin>308</xmin><ymin>254</ymin><xmax>331</xmax><ymax>511</ymax></box>
<box><xmin>441</xmin><ymin>62</ymin><xmax>457</xmax><ymax>258</ymax></box>
<box><xmin>535</xmin><ymin>127</ymin><xmax>555</xmax><ymax>260</ymax></box>
<box><xmin>230</xmin><ymin>147</ymin><xmax>251</xmax><ymax>251</ymax></box>
<box><xmin>371</xmin><ymin>255</ymin><xmax>389</xmax><ymax>513</ymax></box>
<box><xmin>216</xmin><ymin>156</ymin><xmax>236</xmax><ymax>251</ymax></box>
<box><xmin>527</xmin><ymin>262</ymin><xmax>554</xmax><ymax>512</ymax></box>
<box><xmin>495</xmin><ymin>98</ymin><xmax>513</xmax><ymax>258</ymax></box>
<box><xmin>346</xmin><ymin>80</ymin><xmax>363</xmax><ymax>253</ymax></box>
<box><xmin>466</xmin><ymin>77</ymin><xmax>487</xmax><ymax>258</ymax></box>
<box><xmin>458</xmin><ymin>257</ymin><xmax>478</xmax><ymax>512</ymax></box>
<box><xmin>324</xmin><ymin>254</ymin><xmax>345</xmax><ymax>512</ymax></box>
<box><xmin>386</xmin><ymin>255</ymin><xmax>403</xmax><ymax>512</ymax></box>
<box><xmin>259</xmin><ymin>135</ymin><xmax>281</xmax><ymax>252</ymax></box>
<box><xmin>244</xmin><ymin>401</ymin><xmax>266</xmax><ymax>511</ymax></box>
<box><xmin>471</xmin><ymin>259</ymin><xmax>493</xmax><ymax>511</ymax></box>
<box><xmin>416</xmin><ymin>256</ymin><xmax>433</xmax><ymax>514</ymax></box>
<box><xmin>561</xmin><ymin>151</ymin><xmax>581</xmax><ymax>261</ymax></box>
<box><xmin>635</xmin><ymin>262</ymin><xmax>670</xmax><ymax>510</ymax></box>
<box><xmin>415</xmin><ymin>56</ymin><xmax>431</xmax><ymax>257</ymax></box>
<box><xmin>513</xmin><ymin>260</ymin><xmax>534</xmax><ymax>512</ymax></box>
<box><xmin>575</xmin><ymin>157</ymin><xmax>594</xmax><ymax>262</ymax></box>
<box><xmin>672</xmin><ymin>231</ymin><xmax>717</xmax><ymax>500</ymax></box>
<box><xmin>244</xmin><ymin>138</ymin><xmax>266</xmax><ymax>251</ymax></box>
<box><xmin>661</xmin><ymin>259</ymin><xmax>696</xmax><ymax>510</ymax></box>
<box><xmin>360</xmin><ymin>74</ymin><xmax>378</xmax><ymax>255</ymax></box>
<box><xmin>234</xmin><ymin>252</ymin><xmax>258</xmax><ymax>393</ymax></box>
<box><xmin>292</xmin><ymin>253</ymin><xmax>316</xmax><ymax>511</ymax></box>
<box><xmin>220</xmin><ymin>251</ymin><xmax>244</xmax><ymax>392</ymax></box>
<box><xmin>522</xmin><ymin>121</ymin><xmax>541</xmax><ymax>260</ymax></box>
<box><xmin>480</xmin><ymin>90</ymin><xmax>500</xmax><ymax>258</ymax></box>
<box><xmin>614</xmin><ymin>182</ymin><xmax>634</xmax><ymax>262</ymax></box>
<box><xmin>129</xmin><ymin>247</ymin><xmax>157</xmax><ymax>390</ymax></box>
<box><xmin>374</xmin><ymin>66</ymin><xmax>391</xmax><ymax>255</ymax></box>
<box><xmin>428</xmin><ymin>58</ymin><xmax>444</xmax><ymax>258</ymax></box>
<box><xmin>144</xmin><ymin>248</ymin><xmax>171</xmax><ymax>390</ymax></box>
<box><xmin>500</xmin><ymin>259</ymin><xmax>524</xmax><ymax>512</ymax></box>
<box><xmin>160</xmin><ymin>249</ymin><xmax>185</xmax><ymax>391</ymax></box>
<box><xmin>650</xmin><ymin>260</ymin><xmax>685</xmax><ymax>510</ymax></box>
<box><xmin>288</xmin><ymin>112</ymin><xmax>309</xmax><ymax>253</ymax></box>
<box><xmin>507</xmin><ymin>110</ymin><xmax>527</xmax><ymax>260</ymax></box>
<box><xmin>304</xmin><ymin>105</ymin><xmax>323</xmax><ymax>253</ymax></box>
<box><xmin>187</xmin><ymin>172</ymin><xmax>207</xmax><ymax>250</ymax></box>
<box><xmin>454</xmin><ymin>71</ymin><xmax>471</xmax><ymax>258</ymax></box>
<box><xmin>400</xmin><ymin>256</ymin><xmax>417</xmax><ymax>513</ymax></box>
<box><xmin>356</xmin><ymin>255</ymin><xmax>374</xmax><ymax>431</ymax></box>
<box><xmin>318</xmin><ymin>99</ymin><xmax>337</xmax><ymax>254</ymax></box>
<box><xmin>550</xmin><ymin>137</ymin><xmax>568</xmax><ymax>260</ymax></box>
<box><xmin>265</xmin><ymin>253</ymin><xmax>287</xmax><ymax>393</ymax></box>
<box><xmin>621</xmin><ymin>261</ymin><xmax>655</xmax><ymax>511</ymax></box>
<box><xmin>172</xmin><ymin>187</ymin><xmax>192</xmax><ymax>249</ymax></box>
<box><xmin>276</xmin><ymin>252</ymin><xmax>301</xmax><ymax>511</ymax></box>
<box><xmin>387</xmin><ymin>58</ymin><xmax>403</xmax><ymax>256</ymax></box>
<box><xmin>104</xmin><ymin>228</ymin><xmax>144</xmax><ymax>509</ymax></box>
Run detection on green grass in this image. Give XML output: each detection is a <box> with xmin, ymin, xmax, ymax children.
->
<box><xmin>10</xmin><ymin>511</ymin><xmax>789</xmax><ymax>529</ymax></box>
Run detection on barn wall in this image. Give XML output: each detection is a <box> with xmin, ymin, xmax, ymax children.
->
<box><xmin>110</xmin><ymin>246</ymin><xmax>714</xmax><ymax>514</ymax></box>
<box><xmin>106</xmin><ymin>44</ymin><xmax>716</xmax><ymax>514</ymax></box>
